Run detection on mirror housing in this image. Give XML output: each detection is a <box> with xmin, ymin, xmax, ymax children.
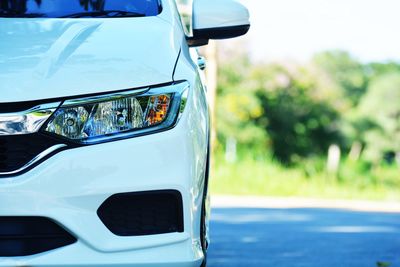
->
<box><xmin>188</xmin><ymin>0</ymin><xmax>250</xmax><ymax>47</ymax></box>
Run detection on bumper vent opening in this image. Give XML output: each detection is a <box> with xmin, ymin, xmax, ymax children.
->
<box><xmin>0</xmin><ymin>134</ymin><xmax>59</xmax><ymax>174</ymax></box>
<box><xmin>97</xmin><ymin>190</ymin><xmax>184</xmax><ymax>236</ymax></box>
<box><xmin>0</xmin><ymin>217</ymin><xmax>77</xmax><ymax>257</ymax></box>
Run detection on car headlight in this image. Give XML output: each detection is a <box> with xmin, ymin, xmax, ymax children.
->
<box><xmin>43</xmin><ymin>82</ymin><xmax>189</xmax><ymax>144</ymax></box>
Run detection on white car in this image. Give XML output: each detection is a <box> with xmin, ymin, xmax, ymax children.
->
<box><xmin>0</xmin><ymin>0</ymin><xmax>249</xmax><ymax>266</ymax></box>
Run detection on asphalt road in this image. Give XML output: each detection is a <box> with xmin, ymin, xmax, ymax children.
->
<box><xmin>207</xmin><ymin>207</ymin><xmax>400</xmax><ymax>267</ymax></box>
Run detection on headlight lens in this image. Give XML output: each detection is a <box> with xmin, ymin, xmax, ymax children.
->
<box><xmin>43</xmin><ymin>82</ymin><xmax>188</xmax><ymax>144</ymax></box>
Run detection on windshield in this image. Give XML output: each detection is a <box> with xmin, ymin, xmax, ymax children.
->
<box><xmin>0</xmin><ymin>0</ymin><xmax>162</xmax><ymax>18</ymax></box>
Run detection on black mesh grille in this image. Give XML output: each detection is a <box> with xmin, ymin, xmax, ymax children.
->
<box><xmin>0</xmin><ymin>134</ymin><xmax>59</xmax><ymax>174</ymax></box>
<box><xmin>97</xmin><ymin>190</ymin><xmax>184</xmax><ymax>236</ymax></box>
<box><xmin>0</xmin><ymin>217</ymin><xmax>77</xmax><ymax>257</ymax></box>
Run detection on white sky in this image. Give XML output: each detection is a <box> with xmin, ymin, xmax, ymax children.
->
<box><xmin>225</xmin><ymin>0</ymin><xmax>400</xmax><ymax>63</ymax></box>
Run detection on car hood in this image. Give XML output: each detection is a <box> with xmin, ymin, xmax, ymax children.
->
<box><xmin>0</xmin><ymin>17</ymin><xmax>182</xmax><ymax>103</ymax></box>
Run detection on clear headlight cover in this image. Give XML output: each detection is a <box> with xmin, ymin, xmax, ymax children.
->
<box><xmin>43</xmin><ymin>82</ymin><xmax>189</xmax><ymax>144</ymax></box>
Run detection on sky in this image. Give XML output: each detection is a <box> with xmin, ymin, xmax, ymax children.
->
<box><xmin>224</xmin><ymin>0</ymin><xmax>400</xmax><ymax>63</ymax></box>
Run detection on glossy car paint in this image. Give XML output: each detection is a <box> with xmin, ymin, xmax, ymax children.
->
<box><xmin>193</xmin><ymin>0</ymin><xmax>250</xmax><ymax>29</ymax></box>
<box><xmin>0</xmin><ymin>0</ymin><xmax>209</xmax><ymax>266</ymax></box>
<box><xmin>0</xmin><ymin>1</ymin><xmax>181</xmax><ymax>102</ymax></box>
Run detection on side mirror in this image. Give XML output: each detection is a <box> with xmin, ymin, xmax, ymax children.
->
<box><xmin>188</xmin><ymin>0</ymin><xmax>250</xmax><ymax>47</ymax></box>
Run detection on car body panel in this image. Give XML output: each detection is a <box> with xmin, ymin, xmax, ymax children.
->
<box><xmin>0</xmin><ymin>241</ymin><xmax>203</xmax><ymax>267</ymax></box>
<box><xmin>0</xmin><ymin>14</ymin><xmax>182</xmax><ymax>103</ymax></box>
<box><xmin>0</xmin><ymin>74</ymin><xmax>208</xmax><ymax>264</ymax></box>
<box><xmin>0</xmin><ymin>0</ymin><xmax>209</xmax><ymax>266</ymax></box>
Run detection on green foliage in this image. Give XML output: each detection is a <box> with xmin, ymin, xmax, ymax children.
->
<box><xmin>211</xmin><ymin>152</ymin><xmax>400</xmax><ymax>201</ymax></box>
<box><xmin>366</xmin><ymin>62</ymin><xmax>400</xmax><ymax>81</ymax></box>
<box><xmin>214</xmin><ymin>50</ymin><xmax>399</xmax><ymax>199</ymax></box>
<box><xmin>313</xmin><ymin>51</ymin><xmax>368</xmax><ymax>106</ymax></box>
<box><xmin>357</xmin><ymin>72</ymin><xmax>400</xmax><ymax>162</ymax></box>
<box><xmin>377</xmin><ymin>262</ymin><xmax>392</xmax><ymax>267</ymax></box>
<box><xmin>217</xmin><ymin>58</ymin><xmax>344</xmax><ymax>164</ymax></box>
<box><xmin>216</xmin><ymin>50</ymin><xmax>400</xmax><ymax>167</ymax></box>
<box><xmin>216</xmin><ymin>56</ymin><xmax>267</xmax><ymax>153</ymax></box>
<box><xmin>253</xmin><ymin>64</ymin><xmax>343</xmax><ymax>163</ymax></box>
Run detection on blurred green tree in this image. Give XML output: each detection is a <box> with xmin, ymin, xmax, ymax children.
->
<box><xmin>366</xmin><ymin>62</ymin><xmax>400</xmax><ymax>81</ymax></box>
<box><xmin>216</xmin><ymin>50</ymin><xmax>399</xmax><ymax>166</ymax></box>
<box><xmin>252</xmin><ymin>63</ymin><xmax>343</xmax><ymax>164</ymax></box>
<box><xmin>313</xmin><ymin>51</ymin><xmax>368</xmax><ymax>107</ymax></box>
<box><xmin>357</xmin><ymin>72</ymin><xmax>400</xmax><ymax>163</ymax></box>
<box><xmin>216</xmin><ymin>56</ymin><xmax>267</xmax><ymax>155</ymax></box>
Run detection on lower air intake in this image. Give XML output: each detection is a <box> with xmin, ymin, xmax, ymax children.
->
<box><xmin>0</xmin><ymin>217</ymin><xmax>77</xmax><ymax>257</ymax></box>
<box><xmin>97</xmin><ymin>190</ymin><xmax>184</xmax><ymax>236</ymax></box>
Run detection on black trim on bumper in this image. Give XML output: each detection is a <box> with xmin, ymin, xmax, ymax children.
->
<box><xmin>0</xmin><ymin>217</ymin><xmax>77</xmax><ymax>257</ymax></box>
<box><xmin>97</xmin><ymin>190</ymin><xmax>184</xmax><ymax>236</ymax></box>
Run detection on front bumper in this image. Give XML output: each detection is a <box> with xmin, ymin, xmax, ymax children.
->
<box><xmin>1</xmin><ymin>240</ymin><xmax>202</xmax><ymax>267</ymax></box>
<box><xmin>0</xmin><ymin>101</ymin><xmax>207</xmax><ymax>266</ymax></box>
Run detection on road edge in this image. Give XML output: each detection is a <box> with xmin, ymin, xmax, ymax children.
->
<box><xmin>211</xmin><ymin>195</ymin><xmax>400</xmax><ymax>213</ymax></box>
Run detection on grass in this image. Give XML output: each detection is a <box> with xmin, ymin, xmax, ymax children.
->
<box><xmin>210</xmin><ymin>153</ymin><xmax>400</xmax><ymax>201</ymax></box>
